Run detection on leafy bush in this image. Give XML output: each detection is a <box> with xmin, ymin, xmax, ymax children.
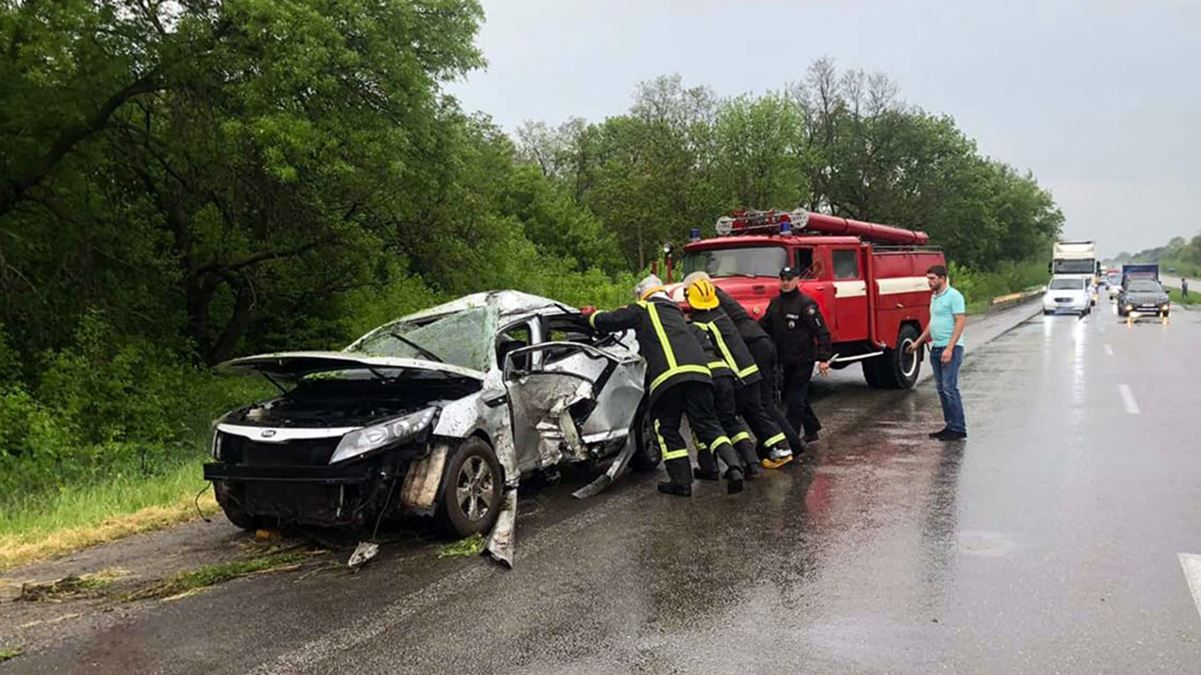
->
<box><xmin>948</xmin><ymin>258</ymin><xmax>1048</xmax><ymax>312</ymax></box>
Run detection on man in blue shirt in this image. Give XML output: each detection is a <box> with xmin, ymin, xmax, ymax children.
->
<box><xmin>908</xmin><ymin>264</ymin><xmax>967</xmax><ymax>441</ymax></box>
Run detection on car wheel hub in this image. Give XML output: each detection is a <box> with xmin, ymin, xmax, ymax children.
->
<box><xmin>456</xmin><ymin>456</ymin><xmax>493</xmax><ymax>521</ymax></box>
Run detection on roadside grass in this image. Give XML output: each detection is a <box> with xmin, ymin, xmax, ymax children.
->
<box><xmin>16</xmin><ymin>568</ymin><xmax>129</xmax><ymax>602</ymax></box>
<box><xmin>121</xmin><ymin>550</ymin><xmax>307</xmax><ymax>602</ymax></box>
<box><xmin>0</xmin><ymin>460</ymin><xmax>213</xmax><ymax>571</ymax></box>
<box><xmin>0</xmin><ymin>646</ymin><xmax>23</xmax><ymax>663</ymax></box>
<box><xmin>1168</xmin><ymin>288</ymin><xmax>1198</xmax><ymax>306</ymax></box>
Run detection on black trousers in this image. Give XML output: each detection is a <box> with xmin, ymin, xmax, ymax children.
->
<box><xmin>695</xmin><ymin>375</ymin><xmax>754</xmax><ymax>473</ymax></box>
<box><xmin>746</xmin><ymin>338</ymin><xmax>803</xmax><ymax>452</ymax></box>
<box><xmin>651</xmin><ymin>382</ymin><xmax>734</xmax><ymax>486</ymax></box>
<box><xmin>782</xmin><ymin>360</ymin><xmax>822</xmax><ymax>436</ymax></box>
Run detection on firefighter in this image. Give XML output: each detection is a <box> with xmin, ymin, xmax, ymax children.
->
<box><xmin>684</xmin><ymin>271</ymin><xmax>804</xmax><ymax>458</ymax></box>
<box><xmin>684</xmin><ymin>318</ymin><xmax>752</xmax><ymax>486</ymax></box>
<box><xmin>685</xmin><ymin>277</ymin><xmax>795</xmax><ymax>471</ymax></box>
<box><xmin>581</xmin><ymin>275</ymin><xmax>743</xmax><ymax>496</ymax></box>
<box><xmin>760</xmin><ymin>265</ymin><xmax>833</xmax><ymax>444</ymax></box>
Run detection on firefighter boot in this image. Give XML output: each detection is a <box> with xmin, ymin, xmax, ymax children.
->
<box><xmin>658</xmin><ymin>457</ymin><xmax>693</xmax><ymax>497</ymax></box>
<box><xmin>693</xmin><ymin>445</ymin><xmax>720</xmax><ymax>481</ymax></box>
<box><xmin>761</xmin><ymin>445</ymin><xmax>795</xmax><ymax>470</ymax></box>
<box><xmin>735</xmin><ymin>440</ymin><xmax>760</xmax><ymax>479</ymax></box>
<box><xmin>715</xmin><ymin>443</ymin><xmax>745</xmax><ymax>493</ymax></box>
<box><xmin>724</xmin><ymin>466</ymin><xmax>744</xmax><ymax>495</ymax></box>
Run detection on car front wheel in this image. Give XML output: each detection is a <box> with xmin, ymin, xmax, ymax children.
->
<box><xmin>437</xmin><ymin>437</ymin><xmax>503</xmax><ymax>538</ymax></box>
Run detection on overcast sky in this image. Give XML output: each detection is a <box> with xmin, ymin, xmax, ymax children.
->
<box><xmin>449</xmin><ymin>0</ymin><xmax>1201</xmax><ymax>257</ymax></box>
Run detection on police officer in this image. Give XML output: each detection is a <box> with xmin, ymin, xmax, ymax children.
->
<box><xmin>582</xmin><ymin>275</ymin><xmax>742</xmax><ymax>496</ymax></box>
<box><xmin>760</xmin><ymin>266</ymin><xmax>832</xmax><ymax>444</ymax></box>
<box><xmin>685</xmin><ymin>277</ymin><xmax>795</xmax><ymax>471</ymax></box>
<box><xmin>684</xmin><ymin>271</ymin><xmax>804</xmax><ymax>458</ymax></box>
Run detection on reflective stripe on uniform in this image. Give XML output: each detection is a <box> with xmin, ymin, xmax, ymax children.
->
<box><xmin>649</xmin><ymin>364</ymin><xmax>710</xmax><ymax>393</ymax></box>
<box><xmin>588</xmin><ymin>311</ymin><xmax>604</xmax><ymax>329</ymax></box>
<box><xmin>731</xmin><ymin>431</ymin><xmax>751</xmax><ymax>444</ymax></box>
<box><xmin>738</xmin><ymin>363</ymin><xmax>760</xmax><ymax>379</ymax></box>
<box><xmin>707</xmin><ymin>361</ymin><xmax>729</xmax><ymax>371</ymax></box>
<box><xmin>642</xmin><ymin>301</ymin><xmax>677</xmax><ymax>369</ymax></box>
<box><xmin>697</xmin><ymin>321</ymin><xmax>739</xmax><ymax>373</ymax></box>
<box><xmin>764</xmin><ymin>432</ymin><xmax>786</xmax><ymax>447</ymax></box>
<box><xmin>710</xmin><ymin>435</ymin><xmax>732</xmax><ymax>450</ymax></box>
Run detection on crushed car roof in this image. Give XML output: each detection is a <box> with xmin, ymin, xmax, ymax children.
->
<box><xmin>217</xmin><ymin>352</ymin><xmax>487</xmax><ymax>380</ymax></box>
<box><xmin>401</xmin><ymin>290</ymin><xmax>574</xmax><ymax>322</ymax></box>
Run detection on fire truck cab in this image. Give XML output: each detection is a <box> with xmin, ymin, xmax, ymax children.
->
<box><xmin>670</xmin><ymin>209</ymin><xmax>946</xmax><ymax>389</ymax></box>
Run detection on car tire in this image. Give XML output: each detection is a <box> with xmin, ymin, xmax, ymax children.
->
<box><xmin>629</xmin><ymin>403</ymin><xmax>662</xmax><ymax>472</ymax></box>
<box><xmin>212</xmin><ymin>483</ymin><xmax>261</xmax><ymax>531</ymax></box>
<box><xmin>436</xmin><ymin>437</ymin><xmax>503</xmax><ymax>538</ymax></box>
<box><xmin>1043</xmin><ymin>310</ymin><xmax>1054</xmax><ymax>316</ymax></box>
<box><xmin>874</xmin><ymin>324</ymin><xmax>922</xmax><ymax>390</ymax></box>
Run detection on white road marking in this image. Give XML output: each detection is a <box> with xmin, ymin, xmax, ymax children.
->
<box><xmin>1104</xmin><ymin>344</ymin><xmax>1114</xmax><ymax>356</ymax></box>
<box><xmin>1118</xmin><ymin>384</ymin><xmax>1140</xmax><ymax>414</ymax></box>
<box><xmin>1179</xmin><ymin>554</ymin><xmax>1201</xmax><ymax>622</ymax></box>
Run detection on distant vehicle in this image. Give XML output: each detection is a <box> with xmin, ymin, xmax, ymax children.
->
<box><xmin>1118</xmin><ymin>279</ymin><xmax>1170</xmax><ymax>318</ymax></box>
<box><xmin>1167</xmin><ymin>267</ymin><xmax>1177</xmax><ymax>274</ymax></box>
<box><xmin>1043</xmin><ymin>276</ymin><xmax>1092</xmax><ymax>316</ymax></box>
<box><xmin>1121</xmin><ymin>263</ymin><xmax>1159</xmax><ymax>289</ymax></box>
<box><xmin>671</xmin><ymin>208</ymin><xmax>944</xmax><ymax>389</ymax></box>
<box><xmin>1051</xmin><ymin>241</ymin><xmax>1100</xmax><ymax>284</ymax></box>
<box><xmin>1106</xmin><ymin>272</ymin><xmax>1122</xmax><ymax>298</ymax></box>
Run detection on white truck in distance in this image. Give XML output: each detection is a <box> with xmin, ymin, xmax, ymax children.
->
<box><xmin>1050</xmin><ymin>240</ymin><xmax>1100</xmax><ymax>306</ymax></box>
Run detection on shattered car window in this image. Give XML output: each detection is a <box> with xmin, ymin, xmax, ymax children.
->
<box><xmin>350</xmin><ymin>307</ymin><xmax>496</xmax><ymax>372</ymax></box>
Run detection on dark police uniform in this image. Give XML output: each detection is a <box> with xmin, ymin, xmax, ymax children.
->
<box><xmin>760</xmin><ymin>287</ymin><xmax>833</xmax><ymax>439</ymax></box>
<box><xmin>715</xmin><ymin>287</ymin><xmax>801</xmax><ymax>454</ymax></box>
<box><xmin>590</xmin><ymin>297</ymin><xmax>734</xmax><ymax>493</ymax></box>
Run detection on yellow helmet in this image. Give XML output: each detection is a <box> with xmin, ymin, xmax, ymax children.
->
<box><xmin>686</xmin><ymin>278</ymin><xmax>719</xmax><ymax>310</ymax></box>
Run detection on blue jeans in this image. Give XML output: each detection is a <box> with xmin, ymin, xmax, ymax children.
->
<box><xmin>930</xmin><ymin>345</ymin><xmax>966</xmax><ymax>434</ymax></box>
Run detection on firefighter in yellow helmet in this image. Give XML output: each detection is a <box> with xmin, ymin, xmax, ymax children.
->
<box><xmin>581</xmin><ymin>275</ymin><xmax>743</xmax><ymax>495</ymax></box>
<box><xmin>686</xmin><ymin>276</ymin><xmax>796</xmax><ymax>470</ymax></box>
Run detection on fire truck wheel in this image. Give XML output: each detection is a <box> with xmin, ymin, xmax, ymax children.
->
<box><xmin>874</xmin><ymin>324</ymin><xmax>922</xmax><ymax>389</ymax></box>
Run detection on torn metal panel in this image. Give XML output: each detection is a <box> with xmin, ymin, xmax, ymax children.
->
<box><xmin>483</xmin><ymin>488</ymin><xmax>516</xmax><ymax>568</ymax></box>
<box><xmin>400</xmin><ymin>444</ymin><xmax>449</xmax><ymax>514</ymax></box>
<box><xmin>508</xmin><ymin>374</ymin><xmax>593</xmax><ymax>469</ymax></box>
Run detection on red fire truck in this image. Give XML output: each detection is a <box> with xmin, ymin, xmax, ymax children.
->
<box><xmin>667</xmin><ymin>209</ymin><xmax>945</xmax><ymax>389</ymax></box>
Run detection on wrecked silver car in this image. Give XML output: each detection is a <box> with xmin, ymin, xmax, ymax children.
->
<box><xmin>203</xmin><ymin>291</ymin><xmax>651</xmax><ymax>565</ymax></box>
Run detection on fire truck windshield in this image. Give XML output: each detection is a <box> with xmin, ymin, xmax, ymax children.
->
<box><xmin>682</xmin><ymin>246</ymin><xmax>788</xmax><ymax>278</ymax></box>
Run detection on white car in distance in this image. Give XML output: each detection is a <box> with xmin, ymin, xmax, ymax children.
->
<box><xmin>1043</xmin><ymin>276</ymin><xmax>1092</xmax><ymax>316</ymax></box>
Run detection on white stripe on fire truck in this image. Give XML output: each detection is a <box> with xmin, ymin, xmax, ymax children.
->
<box><xmin>876</xmin><ymin>276</ymin><xmax>929</xmax><ymax>295</ymax></box>
<box><xmin>833</xmin><ymin>280</ymin><xmax>868</xmax><ymax>298</ymax></box>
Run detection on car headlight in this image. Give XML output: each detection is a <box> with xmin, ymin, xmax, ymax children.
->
<box><xmin>330</xmin><ymin>407</ymin><xmax>439</xmax><ymax>464</ymax></box>
<box><xmin>1125</xmin><ymin>304</ymin><xmax>1134</xmax><ymax>311</ymax></box>
<box><xmin>209</xmin><ymin>422</ymin><xmax>221</xmax><ymax>459</ymax></box>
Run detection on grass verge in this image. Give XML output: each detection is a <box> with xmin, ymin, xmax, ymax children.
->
<box><xmin>16</xmin><ymin>568</ymin><xmax>128</xmax><ymax>602</ymax></box>
<box><xmin>0</xmin><ymin>647</ymin><xmax>23</xmax><ymax>663</ymax></box>
<box><xmin>0</xmin><ymin>460</ymin><xmax>213</xmax><ymax>572</ymax></box>
<box><xmin>121</xmin><ymin>551</ymin><xmax>306</xmax><ymax>602</ymax></box>
<box><xmin>1168</xmin><ymin>288</ymin><xmax>1198</xmax><ymax>306</ymax></box>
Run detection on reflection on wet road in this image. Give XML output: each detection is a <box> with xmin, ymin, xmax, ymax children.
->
<box><xmin>8</xmin><ymin>304</ymin><xmax>1201</xmax><ymax>673</ymax></box>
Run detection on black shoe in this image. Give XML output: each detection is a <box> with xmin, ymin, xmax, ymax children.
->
<box><xmin>742</xmin><ymin>462</ymin><xmax>760</xmax><ymax>480</ymax></box>
<box><xmin>928</xmin><ymin>428</ymin><xmax>949</xmax><ymax>439</ymax></box>
<box><xmin>693</xmin><ymin>468</ymin><xmax>720</xmax><ymax>481</ymax></box>
<box><xmin>725</xmin><ymin>468</ymin><xmax>744</xmax><ymax>495</ymax></box>
<box><xmin>938</xmin><ymin>430</ymin><xmax>967</xmax><ymax>442</ymax></box>
<box><xmin>658</xmin><ymin>481</ymin><xmax>692</xmax><ymax>496</ymax></box>
<box><xmin>803</xmin><ymin>432</ymin><xmax>820</xmax><ymax>444</ymax></box>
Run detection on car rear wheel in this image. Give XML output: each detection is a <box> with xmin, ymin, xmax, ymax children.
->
<box><xmin>629</xmin><ymin>402</ymin><xmax>662</xmax><ymax>472</ymax></box>
<box><xmin>437</xmin><ymin>438</ymin><xmax>502</xmax><ymax>538</ymax></box>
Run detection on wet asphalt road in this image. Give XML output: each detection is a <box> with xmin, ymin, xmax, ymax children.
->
<box><xmin>6</xmin><ymin>301</ymin><xmax>1201</xmax><ymax>673</ymax></box>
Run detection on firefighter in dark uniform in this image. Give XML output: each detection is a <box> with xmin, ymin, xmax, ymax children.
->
<box><xmin>582</xmin><ymin>275</ymin><xmax>742</xmax><ymax>496</ymax></box>
<box><xmin>760</xmin><ymin>265</ymin><xmax>833</xmax><ymax>444</ymax></box>
<box><xmin>684</xmin><ymin>318</ymin><xmax>751</xmax><ymax>487</ymax></box>
<box><xmin>684</xmin><ymin>271</ymin><xmax>805</xmax><ymax>459</ymax></box>
<box><xmin>685</xmin><ymin>277</ymin><xmax>795</xmax><ymax>472</ymax></box>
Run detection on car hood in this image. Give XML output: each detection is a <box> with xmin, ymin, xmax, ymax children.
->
<box><xmin>217</xmin><ymin>351</ymin><xmax>486</xmax><ymax>381</ymax></box>
<box><xmin>1123</xmin><ymin>291</ymin><xmax>1169</xmax><ymax>303</ymax></box>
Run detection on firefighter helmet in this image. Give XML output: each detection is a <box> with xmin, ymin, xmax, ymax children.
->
<box><xmin>686</xmin><ymin>278</ymin><xmax>719</xmax><ymax>310</ymax></box>
<box><xmin>634</xmin><ymin>274</ymin><xmax>665</xmax><ymax>301</ymax></box>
